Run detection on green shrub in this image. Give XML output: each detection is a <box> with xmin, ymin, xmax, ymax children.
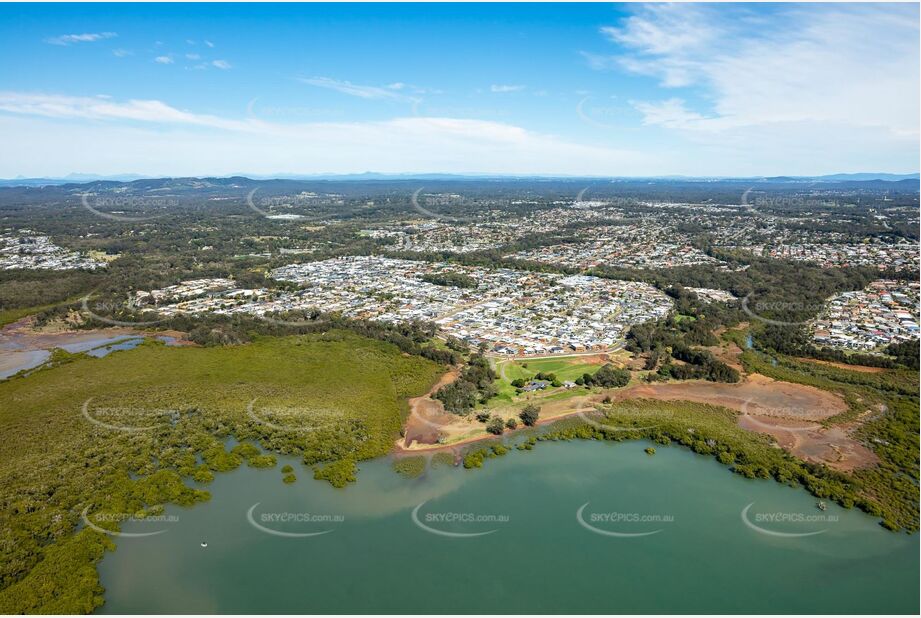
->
<box><xmin>392</xmin><ymin>456</ymin><xmax>426</xmax><ymax>479</ymax></box>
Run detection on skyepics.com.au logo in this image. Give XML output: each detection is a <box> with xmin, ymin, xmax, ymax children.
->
<box><xmin>576</xmin><ymin>502</ymin><xmax>673</xmax><ymax>538</ymax></box>
<box><xmin>742</xmin><ymin>190</ymin><xmax>839</xmax><ymax>211</ymax></box>
<box><xmin>245</xmin><ymin>399</ymin><xmax>344</xmax><ymax>434</ymax></box>
<box><xmin>81</xmin><ymin>507</ymin><xmax>178</xmax><ymax>538</ymax></box>
<box><xmin>741</xmin><ymin>502</ymin><xmax>838</xmax><ymax>538</ymax></box>
<box><xmin>740</xmin><ymin>294</ymin><xmax>826</xmax><ymax>328</ymax></box>
<box><xmin>738</xmin><ymin>186</ymin><xmax>814</xmax><ymax>220</ymax></box>
<box><xmin>712</xmin><ymin>186</ymin><xmax>764</xmax><ymax>246</ymax></box>
<box><xmin>738</xmin><ymin>398</ymin><xmax>824</xmax><ymax>434</ymax></box>
<box><xmin>410</xmin><ymin>500</ymin><xmax>510</xmax><ymax>538</ymax></box>
<box><xmin>81</xmin><ymin>194</ymin><xmax>176</xmax><ymax>222</ymax></box>
<box><xmin>245</xmin><ymin>188</ymin><xmax>331</xmax><ymax>223</ymax></box>
<box><xmin>80</xmin><ymin>293</ymin><xmax>166</xmax><ymax>327</ymax></box>
<box><xmin>246</xmin><ymin>97</ymin><xmax>345</xmax><ymax>121</ymax></box>
<box><xmin>568</xmin><ymin>187</ymin><xmax>637</xmax><ymax>210</ymax></box>
<box><xmin>81</xmin><ymin>398</ymin><xmax>178</xmax><ymax>432</ymax></box>
<box><xmin>246</xmin><ymin>503</ymin><xmax>344</xmax><ymax>538</ymax></box>
<box><xmin>409</xmin><ymin>187</ymin><xmax>474</xmax><ymax>223</ymax></box>
<box><xmin>575</xmin><ymin>96</ymin><xmax>629</xmax><ymax>131</ymax></box>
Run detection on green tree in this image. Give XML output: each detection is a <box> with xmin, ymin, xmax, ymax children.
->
<box><xmin>486</xmin><ymin>416</ymin><xmax>505</xmax><ymax>435</ymax></box>
<box><xmin>519</xmin><ymin>404</ymin><xmax>540</xmax><ymax>427</ymax></box>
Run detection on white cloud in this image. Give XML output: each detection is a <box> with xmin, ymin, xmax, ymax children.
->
<box><xmin>212</xmin><ymin>59</ymin><xmax>232</xmax><ymax>70</ymax></box>
<box><xmin>490</xmin><ymin>84</ymin><xmax>525</xmax><ymax>93</ymax></box>
<box><xmin>300</xmin><ymin>77</ymin><xmax>418</xmax><ymax>103</ymax></box>
<box><xmin>112</xmin><ymin>49</ymin><xmax>133</xmax><ymax>58</ymax></box>
<box><xmin>1</xmin><ymin>90</ymin><xmax>915</xmax><ymax>176</ymax></box>
<box><xmin>601</xmin><ymin>4</ymin><xmax>715</xmax><ymax>56</ymax></box>
<box><xmin>0</xmin><ymin>91</ymin><xmax>647</xmax><ymax>177</ymax></box>
<box><xmin>631</xmin><ymin>98</ymin><xmax>706</xmax><ymax>129</ymax></box>
<box><xmin>186</xmin><ymin>53</ymin><xmax>201</xmax><ymax>60</ymax></box>
<box><xmin>579</xmin><ymin>52</ymin><xmax>619</xmax><ymax>72</ymax></box>
<box><xmin>204</xmin><ymin>40</ymin><xmax>214</xmax><ymax>48</ymax></box>
<box><xmin>45</xmin><ymin>32</ymin><xmax>117</xmax><ymax>46</ymax></box>
<box><xmin>0</xmin><ymin>92</ymin><xmax>255</xmax><ymax>132</ymax></box>
<box><xmin>604</xmin><ymin>3</ymin><xmax>920</xmax><ymax>139</ymax></box>
<box><xmin>154</xmin><ymin>55</ymin><xmax>174</xmax><ymax>65</ymax></box>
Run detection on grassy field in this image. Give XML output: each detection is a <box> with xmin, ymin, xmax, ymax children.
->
<box><xmin>0</xmin><ymin>331</ymin><xmax>443</xmax><ymax>613</ymax></box>
<box><xmin>492</xmin><ymin>356</ymin><xmax>604</xmax><ymax>402</ymax></box>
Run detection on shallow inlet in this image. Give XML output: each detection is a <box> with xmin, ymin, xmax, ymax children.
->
<box><xmin>97</xmin><ymin>440</ymin><xmax>918</xmax><ymax>614</ymax></box>
<box><xmin>0</xmin><ymin>333</ymin><xmax>179</xmax><ymax>378</ymax></box>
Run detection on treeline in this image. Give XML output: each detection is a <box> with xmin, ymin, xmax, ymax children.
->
<box><xmin>434</xmin><ymin>352</ymin><xmax>496</xmax><ymax>413</ymax></box>
<box><xmin>588</xmin><ymin>252</ymin><xmax>879</xmax><ymax>327</ymax></box>
<box><xmin>188</xmin><ymin>311</ymin><xmax>462</xmax><ymax>365</ymax></box>
<box><xmin>631</xmin><ymin>285</ymin><xmax>744</xmax><ymax>348</ymax></box>
<box><xmin>576</xmin><ymin>363</ymin><xmax>630</xmax><ymax>388</ymax></box>
<box><xmin>40</xmin><ymin>302</ymin><xmax>462</xmax><ymax>366</ymax></box>
<box><xmin>625</xmin><ymin>286</ymin><xmax>741</xmax><ymax>383</ymax></box>
<box><xmin>0</xmin><ymin>269</ymin><xmax>102</xmax><ymax>312</ymax></box>
<box><xmin>755</xmin><ymin>323</ymin><xmax>918</xmax><ymax>370</ymax></box>
<box><xmin>885</xmin><ymin>339</ymin><xmax>919</xmax><ymax>370</ymax></box>
<box><xmin>652</xmin><ymin>344</ymin><xmax>741</xmax><ymax>383</ymax></box>
<box><xmin>420</xmin><ymin>272</ymin><xmax>476</xmax><ymax>289</ymax></box>
<box><xmin>383</xmin><ymin>244</ymin><xmax>580</xmax><ymax>277</ymax></box>
<box><xmin>511</xmin><ymin>370</ymin><xmax>561</xmax><ymax>389</ymax></box>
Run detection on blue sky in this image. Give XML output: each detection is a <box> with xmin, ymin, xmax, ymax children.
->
<box><xmin>0</xmin><ymin>2</ymin><xmax>918</xmax><ymax>177</ymax></box>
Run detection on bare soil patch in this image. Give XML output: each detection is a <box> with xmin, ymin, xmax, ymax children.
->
<box><xmin>703</xmin><ymin>342</ymin><xmax>744</xmax><ymax>373</ymax></box>
<box><xmin>738</xmin><ymin>414</ymin><xmax>878</xmax><ymax>471</ymax></box>
<box><xmin>606</xmin><ymin>374</ymin><xmax>846</xmax><ymax>421</ymax></box>
<box><xmin>401</xmin><ymin>369</ymin><xmax>461</xmax><ymax>447</ymax></box>
<box><xmin>575</xmin><ymin>353</ymin><xmax>613</xmax><ymax>366</ymax></box>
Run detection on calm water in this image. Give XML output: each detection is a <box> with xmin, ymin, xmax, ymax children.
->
<box><xmin>97</xmin><ymin>440</ymin><xmax>919</xmax><ymax>614</ymax></box>
<box><xmin>85</xmin><ymin>336</ymin><xmax>177</xmax><ymax>357</ymax></box>
<box><xmin>0</xmin><ymin>334</ymin><xmax>180</xmax><ymax>377</ymax></box>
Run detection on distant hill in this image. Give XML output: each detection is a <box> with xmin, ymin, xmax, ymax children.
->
<box><xmin>0</xmin><ymin>171</ymin><xmax>917</xmax><ymax>188</ymax></box>
<box><xmin>0</xmin><ymin>173</ymin><xmax>150</xmax><ymax>187</ymax></box>
<box><xmin>765</xmin><ymin>173</ymin><xmax>919</xmax><ymax>182</ymax></box>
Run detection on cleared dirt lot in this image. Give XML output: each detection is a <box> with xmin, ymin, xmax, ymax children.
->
<box><xmin>606</xmin><ymin>373</ymin><xmax>847</xmax><ymax>420</ymax></box>
<box><xmin>738</xmin><ymin>414</ymin><xmax>878</xmax><ymax>471</ymax></box>
<box><xmin>401</xmin><ymin>368</ymin><xmax>462</xmax><ymax>447</ymax></box>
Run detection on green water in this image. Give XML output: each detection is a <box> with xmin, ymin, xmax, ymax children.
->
<box><xmin>97</xmin><ymin>441</ymin><xmax>919</xmax><ymax>614</ymax></box>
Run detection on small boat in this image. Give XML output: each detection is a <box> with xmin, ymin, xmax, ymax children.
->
<box><xmin>200</xmin><ymin>542</ymin><xmax>208</xmax><ymax>548</ymax></box>
<box><xmin>816</xmin><ymin>501</ymin><xmax>827</xmax><ymax>511</ymax></box>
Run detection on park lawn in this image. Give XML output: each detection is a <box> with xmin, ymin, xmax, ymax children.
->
<box><xmin>0</xmin><ymin>330</ymin><xmax>444</xmax><ymax>614</ymax></box>
<box><xmin>492</xmin><ymin>356</ymin><xmax>604</xmax><ymax>402</ymax></box>
<box><xmin>517</xmin><ymin>357</ymin><xmax>604</xmax><ymax>380</ymax></box>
